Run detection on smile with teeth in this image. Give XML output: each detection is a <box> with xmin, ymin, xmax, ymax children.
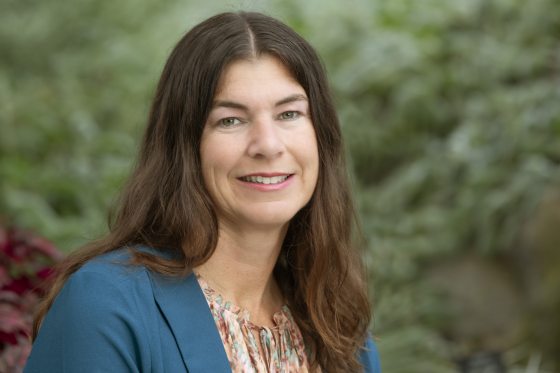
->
<box><xmin>240</xmin><ymin>175</ymin><xmax>290</xmax><ymax>184</ymax></box>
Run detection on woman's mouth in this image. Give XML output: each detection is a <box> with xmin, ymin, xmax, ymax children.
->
<box><xmin>239</xmin><ymin>174</ymin><xmax>293</xmax><ymax>185</ymax></box>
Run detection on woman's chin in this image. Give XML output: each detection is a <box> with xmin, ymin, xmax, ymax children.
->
<box><xmin>233</xmin><ymin>209</ymin><xmax>298</xmax><ymax>231</ymax></box>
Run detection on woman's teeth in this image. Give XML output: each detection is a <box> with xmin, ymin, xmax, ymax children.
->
<box><xmin>242</xmin><ymin>175</ymin><xmax>289</xmax><ymax>184</ymax></box>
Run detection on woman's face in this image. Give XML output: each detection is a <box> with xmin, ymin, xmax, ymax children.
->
<box><xmin>200</xmin><ymin>55</ymin><xmax>319</xmax><ymax>231</ymax></box>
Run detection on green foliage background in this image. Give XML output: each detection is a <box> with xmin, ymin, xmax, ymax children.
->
<box><xmin>2</xmin><ymin>0</ymin><xmax>559</xmax><ymax>371</ymax></box>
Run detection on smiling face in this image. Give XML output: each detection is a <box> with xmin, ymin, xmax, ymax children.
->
<box><xmin>200</xmin><ymin>55</ymin><xmax>319</xmax><ymax>231</ymax></box>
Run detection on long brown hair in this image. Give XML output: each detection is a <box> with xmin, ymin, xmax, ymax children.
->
<box><xmin>33</xmin><ymin>12</ymin><xmax>371</xmax><ymax>372</ymax></box>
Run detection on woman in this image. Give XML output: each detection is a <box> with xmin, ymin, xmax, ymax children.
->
<box><xmin>25</xmin><ymin>11</ymin><xmax>380</xmax><ymax>373</ymax></box>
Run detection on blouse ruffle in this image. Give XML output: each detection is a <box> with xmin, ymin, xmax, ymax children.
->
<box><xmin>196</xmin><ymin>275</ymin><xmax>314</xmax><ymax>373</ymax></box>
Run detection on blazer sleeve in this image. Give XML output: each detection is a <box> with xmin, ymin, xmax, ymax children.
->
<box><xmin>360</xmin><ymin>335</ymin><xmax>382</xmax><ymax>373</ymax></box>
<box><xmin>24</xmin><ymin>269</ymin><xmax>150</xmax><ymax>373</ymax></box>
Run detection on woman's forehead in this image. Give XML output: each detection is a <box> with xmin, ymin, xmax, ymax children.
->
<box><xmin>212</xmin><ymin>56</ymin><xmax>305</xmax><ymax>105</ymax></box>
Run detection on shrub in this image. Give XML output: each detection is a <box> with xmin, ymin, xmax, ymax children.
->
<box><xmin>0</xmin><ymin>223</ymin><xmax>62</xmax><ymax>372</ymax></box>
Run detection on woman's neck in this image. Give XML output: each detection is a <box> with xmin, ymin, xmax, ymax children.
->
<box><xmin>193</xmin><ymin>223</ymin><xmax>287</xmax><ymax>326</ymax></box>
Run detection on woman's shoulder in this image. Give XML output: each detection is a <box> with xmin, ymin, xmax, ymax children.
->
<box><xmin>77</xmin><ymin>247</ymin><xmax>143</xmax><ymax>276</ymax></box>
<box><xmin>63</xmin><ymin>245</ymin><xmax>193</xmax><ymax>312</ymax></box>
<box><xmin>59</xmin><ymin>246</ymin><xmax>173</xmax><ymax>312</ymax></box>
<box><xmin>62</xmin><ymin>251</ymin><xmax>135</xmax><ymax>297</ymax></box>
<box><xmin>58</xmin><ymin>248</ymin><xmax>153</xmax><ymax>310</ymax></box>
<box><xmin>25</xmin><ymin>247</ymin><xmax>169</xmax><ymax>372</ymax></box>
<box><xmin>30</xmin><ymin>247</ymin><xmax>168</xmax><ymax>352</ymax></box>
<box><xmin>74</xmin><ymin>245</ymin><xmax>166</xmax><ymax>283</ymax></box>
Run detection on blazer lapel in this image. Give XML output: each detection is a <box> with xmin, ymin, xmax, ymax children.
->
<box><xmin>149</xmin><ymin>271</ymin><xmax>231</xmax><ymax>373</ymax></box>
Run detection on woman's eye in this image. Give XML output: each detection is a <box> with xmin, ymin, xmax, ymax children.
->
<box><xmin>278</xmin><ymin>111</ymin><xmax>300</xmax><ymax>121</ymax></box>
<box><xmin>219</xmin><ymin>117</ymin><xmax>242</xmax><ymax>127</ymax></box>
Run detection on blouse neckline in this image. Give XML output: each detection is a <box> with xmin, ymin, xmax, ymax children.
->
<box><xmin>195</xmin><ymin>273</ymin><xmax>292</xmax><ymax>330</ymax></box>
<box><xmin>194</xmin><ymin>272</ymin><xmax>315</xmax><ymax>372</ymax></box>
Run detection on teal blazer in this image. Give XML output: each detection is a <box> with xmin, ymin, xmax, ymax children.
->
<box><xmin>25</xmin><ymin>249</ymin><xmax>381</xmax><ymax>372</ymax></box>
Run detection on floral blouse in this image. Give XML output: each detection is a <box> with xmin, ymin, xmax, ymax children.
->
<box><xmin>197</xmin><ymin>275</ymin><xmax>316</xmax><ymax>372</ymax></box>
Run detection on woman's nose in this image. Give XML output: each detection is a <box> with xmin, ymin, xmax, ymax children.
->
<box><xmin>246</xmin><ymin>117</ymin><xmax>285</xmax><ymax>159</ymax></box>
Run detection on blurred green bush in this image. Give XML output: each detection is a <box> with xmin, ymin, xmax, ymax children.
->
<box><xmin>1</xmin><ymin>0</ymin><xmax>559</xmax><ymax>371</ymax></box>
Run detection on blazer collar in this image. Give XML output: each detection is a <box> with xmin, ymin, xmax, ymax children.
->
<box><xmin>149</xmin><ymin>271</ymin><xmax>231</xmax><ymax>373</ymax></box>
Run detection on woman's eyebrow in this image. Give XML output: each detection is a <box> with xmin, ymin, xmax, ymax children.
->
<box><xmin>274</xmin><ymin>94</ymin><xmax>308</xmax><ymax>107</ymax></box>
<box><xmin>212</xmin><ymin>100</ymin><xmax>248</xmax><ymax>111</ymax></box>
<box><xmin>212</xmin><ymin>94</ymin><xmax>308</xmax><ymax>111</ymax></box>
